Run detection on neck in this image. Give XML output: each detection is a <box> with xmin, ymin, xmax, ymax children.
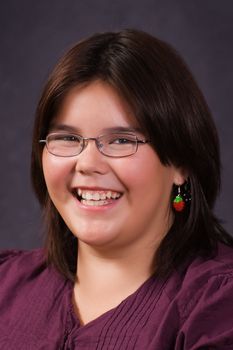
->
<box><xmin>73</xmin><ymin>241</ymin><xmax>157</xmax><ymax>325</ymax></box>
<box><xmin>77</xmin><ymin>241</ymin><xmax>155</xmax><ymax>287</ymax></box>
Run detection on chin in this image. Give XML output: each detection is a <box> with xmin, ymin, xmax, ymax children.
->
<box><xmin>69</xmin><ymin>226</ymin><xmax>117</xmax><ymax>247</ymax></box>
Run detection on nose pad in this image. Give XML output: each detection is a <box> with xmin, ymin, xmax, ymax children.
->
<box><xmin>74</xmin><ymin>138</ymin><xmax>108</xmax><ymax>175</ymax></box>
<box><xmin>82</xmin><ymin>138</ymin><xmax>90</xmax><ymax>152</ymax></box>
<box><xmin>95</xmin><ymin>140</ymin><xmax>105</xmax><ymax>154</ymax></box>
<box><xmin>82</xmin><ymin>138</ymin><xmax>100</xmax><ymax>154</ymax></box>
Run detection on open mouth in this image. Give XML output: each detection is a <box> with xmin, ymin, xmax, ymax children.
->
<box><xmin>73</xmin><ymin>188</ymin><xmax>122</xmax><ymax>206</ymax></box>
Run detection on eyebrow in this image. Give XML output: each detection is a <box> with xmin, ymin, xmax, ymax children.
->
<box><xmin>50</xmin><ymin>124</ymin><xmax>142</xmax><ymax>134</ymax></box>
<box><xmin>50</xmin><ymin>124</ymin><xmax>79</xmax><ymax>133</ymax></box>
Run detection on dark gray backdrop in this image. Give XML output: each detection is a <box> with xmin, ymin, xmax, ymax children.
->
<box><xmin>0</xmin><ymin>0</ymin><xmax>232</xmax><ymax>249</ymax></box>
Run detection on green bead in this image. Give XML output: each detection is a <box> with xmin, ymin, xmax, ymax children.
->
<box><xmin>174</xmin><ymin>194</ymin><xmax>183</xmax><ymax>203</ymax></box>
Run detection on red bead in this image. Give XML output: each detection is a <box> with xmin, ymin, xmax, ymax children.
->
<box><xmin>173</xmin><ymin>201</ymin><xmax>185</xmax><ymax>211</ymax></box>
<box><xmin>173</xmin><ymin>194</ymin><xmax>185</xmax><ymax>212</ymax></box>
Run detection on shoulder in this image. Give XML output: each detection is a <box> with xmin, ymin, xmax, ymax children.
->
<box><xmin>172</xmin><ymin>243</ymin><xmax>233</xmax><ymax>348</ymax></box>
<box><xmin>0</xmin><ymin>249</ymin><xmax>72</xmax><ymax>347</ymax></box>
<box><xmin>176</xmin><ymin>242</ymin><xmax>233</xmax><ymax>306</ymax></box>
<box><xmin>0</xmin><ymin>248</ymin><xmax>45</xmax><ymax>265</ymax></box>
<box><xmin>0</xmin><ymin>248</ymin><xmax>47</xmax><ymax>280</ymax></box>
<box><xmin>0</xmin><ymin>248</ymin><xmax>66</xmax><ymax>294</ymax></box>
<box><xmin>181</xmin><ymin>242</ymin><xmax>233</xmax><ymax>285</ymax></box>
<box><xmin>180</xmin><ymin>242</ymin><xmax>233</xmax><ymax>294</ymax></box>
<box><xmin>178</xmin><ymin>242</ymin><xmax>233</xmax><ymax>306</ymax></box>
<box><xmin>165</xmin><ymin>243</ymin><xmax>233</xmax><ymax>299</ymax></box>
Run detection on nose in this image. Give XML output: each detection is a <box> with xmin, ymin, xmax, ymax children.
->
<box><xmin>81</xmin><ymin>137</ymin><xmax>102</xmax><ymax>154</ymax></box>
<box><xmin>74</xmin><ymin>138</ymin><xmax>108</xmax><ymax>175</ymax></box>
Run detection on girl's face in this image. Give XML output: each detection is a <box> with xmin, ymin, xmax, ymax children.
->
<box><xmin>42</xmin><ymin>80</ymin><xmax>185</xmax><ymax>253</ymax></box>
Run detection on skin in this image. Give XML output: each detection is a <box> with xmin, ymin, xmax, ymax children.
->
<box><xmin>42</xmin><ymin>80</ymin><xmax>185</xmax><ymax>324</ymax></box>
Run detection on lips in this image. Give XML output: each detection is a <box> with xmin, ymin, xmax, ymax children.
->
<box><xmin>72</xmin><ymin>188</ymin><xmax>122</xmax><ymax>206</ymax></box>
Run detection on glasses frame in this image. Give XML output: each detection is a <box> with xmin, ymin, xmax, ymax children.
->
<box><xmin>39</xmin><ymin>132</ymin><xmax>149</xmax><ymax>158</ymax></box>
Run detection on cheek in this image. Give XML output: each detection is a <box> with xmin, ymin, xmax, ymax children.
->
<box><xmin>42</xmin><ymin>150</ymin><xmax>73</xmax><ymax>195</ymax></box>
<box><xmin>113</xmin><ymin>150</ymin><xmax>174</xmax><ymax>202</ymax></box>
<box><xmin>113</xmin><ymin>151</ymin><xmax>166</xmax><ymax>186</ymax></box>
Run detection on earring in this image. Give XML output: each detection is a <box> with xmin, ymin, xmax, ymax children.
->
<box><xmin>173</xmin><ymin>186</ymin><xmax>185</xmax><ymax>212</ymax></box>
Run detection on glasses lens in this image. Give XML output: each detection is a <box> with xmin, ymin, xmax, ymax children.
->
<box><xmin>47</xmin><ymin>133</ymin><xmax>82</xmax><ymax>157</ymax></box>
<box><xmin>99</xmin><ymin>133</ymin><xmax>137</xmax><ymax>157</ymax></box>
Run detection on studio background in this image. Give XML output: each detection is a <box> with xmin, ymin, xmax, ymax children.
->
<box><xmin>0</xmin><ymin>0</ymin><xmax>232</xmax><ymax>249</ymax></box>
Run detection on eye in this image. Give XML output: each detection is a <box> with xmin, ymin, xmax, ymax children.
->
<box><xmin>51</xmin><ymin>134</ymin><xmax>80</xmax><ymax>143</ymax></box>
<box><xmin>112</xmin><ymin>138</ymin><xmax>132</xmax><ymax>144</ymax></box>
<box><xmin>108</xmin><ymin>134</ymin><xmax>136</xmax><ymax>145</ymax></box>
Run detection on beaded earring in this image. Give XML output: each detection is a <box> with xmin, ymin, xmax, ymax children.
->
<box><xmin>172</xmin><ymin>181</ymin><xmax>192</xmax><ymax>212</ymax></box>
<box><xmin>172</xmin><ymin>186</ymin><xmax>185</xmax><ymax>212</ymax></box>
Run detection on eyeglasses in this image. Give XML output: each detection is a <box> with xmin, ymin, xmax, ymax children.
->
<box><xmin>39</xmin><ymin>132</ymin><xmax>149</xmax><ymax>158</ymax></box>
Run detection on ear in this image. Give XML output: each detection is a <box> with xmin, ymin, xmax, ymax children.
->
<box><xmin>173</xmin><ymin>167</ymin><xmax>188</xmax><ymax>186</ymax></box>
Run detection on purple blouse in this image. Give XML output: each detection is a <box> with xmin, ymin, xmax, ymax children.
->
<box><xmin>1</xmin><ymin>243</ymin><xmax>233</xmax><ymax>349</ymax></box>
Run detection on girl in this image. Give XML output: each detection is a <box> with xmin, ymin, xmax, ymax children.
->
<box><xmin>1</xmin><ymin>29</ymin><xmax>233</xmax><ymax>349</ymax></box>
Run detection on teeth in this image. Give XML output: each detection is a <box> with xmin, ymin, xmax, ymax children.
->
<box><xmin>76</xmin><ymin>189</ymin><xmax>121</xmax><ymax>201</ymax></box>
<box><xmin>93</xmin><ymin>193</ymin><xmax>100</xmax><ymax>200</ymax></box>
<box><xmin>82</xmin><ymin>199</ymin><xmax>109</xmax><ymax>206</ymax></box>
<box><xmin>100</xmin><ymin>193</ymin><xmax>106</xmax><ymax>200</ymax></box>
<box><xmin>86</xmin><ymin>192</ymin><xmax>92</xmax><ymax>200</ymax></box>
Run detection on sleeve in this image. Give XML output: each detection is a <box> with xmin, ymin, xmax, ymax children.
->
<box><xmin>0</xmin><ymin>249</ymin><xmax>23</xmax><ymax>264</ymax></box>
<box><xmin>176</xmin><ymin>273</ymin><xmax>233</xmax><ymax>349</ymax></box>
<box><xmin>0</xmin><ymin>249</ymin><xmax>24</xmax><ymax>279</ymax></box>
<box><xmin>0</xmin><ymin>248</ymin><xmax>46</xmax><ymax>291</ymax></box>
<box><xmin>0</xmin><ymin>248</ymin><xmax>68</xmax><ymax>348</ymax></box>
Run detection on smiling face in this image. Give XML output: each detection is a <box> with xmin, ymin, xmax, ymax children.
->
<box><xmin>42</xmin><ymin>80</ymin><xmax>185</xmax><ymax>254</ymax></box>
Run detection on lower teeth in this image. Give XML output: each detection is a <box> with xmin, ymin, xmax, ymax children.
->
<box><xmin>81</xmin><ymin>199</ymin><xmax>109</xmax><ymax>206</ymax></box>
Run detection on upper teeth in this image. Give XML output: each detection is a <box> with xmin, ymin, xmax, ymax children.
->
<box><xmin>77</xmin><ymin>189</ymin><xmax>121</xmax><ymax>201</ymax></box>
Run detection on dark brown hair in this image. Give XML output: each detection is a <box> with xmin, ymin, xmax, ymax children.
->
<box><xmin>31</xmin><ymin>29</ymin><xmax>233</xmax><ymax>281</ymax></box>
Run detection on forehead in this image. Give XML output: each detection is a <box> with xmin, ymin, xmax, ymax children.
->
<box><xmin>51</xmin><ymin>80</ymin><xmax>139</xmax><ymax>134</ymax></box>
